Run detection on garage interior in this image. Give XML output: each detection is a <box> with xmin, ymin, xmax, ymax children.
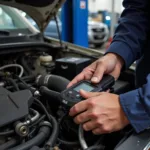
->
<box><xmin>0</xmin><ymin>0</ymin><xmax>148</xmax><ymax>150</ymax></box>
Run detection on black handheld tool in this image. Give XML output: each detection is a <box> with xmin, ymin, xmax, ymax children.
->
<box><xmin>61</xmin><ymin>75</ymin><xmax>115</xmax><ymax>107</ymax></box>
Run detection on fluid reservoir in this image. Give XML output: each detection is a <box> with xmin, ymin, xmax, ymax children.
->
<box><xmin>39</xmin><ymin>55</ymin><xmax>53</xmax><ymax>67</ymax></box>
<box><xmin>34</xmin><ymin>55</ymin><xmax>53</xmax><ymax>75</ymax></box>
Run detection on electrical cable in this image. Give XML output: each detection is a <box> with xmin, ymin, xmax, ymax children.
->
<box><xmin>58</xmin><ymin>138</ymin><xmax>80</xmax><ymax>146</ymax></box>
<box><xmin>0</xmin><ymin>130</ymin><xmax>14</xmax><ymax>136</ymax></box>
<box><xmin>6</xmin><ymin>78</ymin><xmax>19</xmax><ymax>91</ymax></box>
<box><xmin>9</xmin><ymin>126</ymin><xmax>51</xmax><ymax>150</ymax></box>
<box><xmin>0</xmin><ymin>64</ymin><xmax>24</xmax><ymax>77</ymax></box>
<box><xmin>14</xmin><ymin>75</ymin><xmax>35</xmax><ymax>93</ymax></box>
<box><xmin>79</xmin><ymin>125</ymin><xmax>88</xmax><ymax>150</ymax></box>
<box><xmin>34</xmin><ymin>98</ymin><xmax>59</xmax><ymax>149</ymax></box>
<box><xmin>14</xmin><ymin>76</ymin><xmax>59</xmax><ymax>149</ymax></box>
<box><xmin>0</xmin><ymin>137</ymin><xmax>19</xmax><ymax>150</ymax></box>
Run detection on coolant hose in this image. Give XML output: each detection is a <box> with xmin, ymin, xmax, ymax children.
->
<box><xmin>40</xmin><ymin>86</ymin><xmax>62</xmax><ymax>104</ymax></box>
<box><xmin>36</xmin><ymin>75</ymin><xmax>69</xmax><ymax>92</ymax></box>
<box><xmin>0</xmin><ymin>138</ymin><xmax>19</xmax><ymax>150</ymax></box>
<box><xmin>45</xmin><ymin>115</ymin><xmax>59</xmax><ymax>149</ymax></box>
<box><xmin>9</xmin><ymin>126</ymin><xmax>50</xmax><ymax>150</ymax></box>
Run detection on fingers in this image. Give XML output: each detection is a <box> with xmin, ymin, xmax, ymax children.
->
<box><xmin>69</xmin><ymin>100</ymin><xmax>88</xmax><ymax>117</ymax></box>
<box><xmin>67</xmin><ymin>69</ymin><xmax>92</xmax><ymax>88</ymax></box>
<box><xmin>74</xmin><ymin>111</ymin><xmax>90</xmax><ymax>124</ymax></box>
<box><xmin>92</xmin><ymin>127</ymin><xmax>111</xmax><ymax>135</ymax></box>
<box><xmin>106</xmin><ymin>89</ymin><xmax>110</xmax><ymax>93</ymax></box>
<box><xmin>67</xmin><ymin>73</ymin><xmax>84</xmax><ymax>88</ymax></box>
<box><xmin>91</xmin><ymin>61</ymin><xmax>106</xmax><ymax>83</ymax></box>
<box><xmin>83</xmin><ymin>119</ymin><xmax>97</xmax><ymax>131</ymax></box>
<box><xmin>67</xmin><ymin>62</ymin><xmax>97</xmax><ymax>88</ymax></box>
<box><xmin>80</xmin><ymin>89</ymin><xmax>101</xmax><ymax>99</ymax></box>
<box><xmin>67</xmin><ymin>73</ymin><xmax>85</xmax><ymax>88</ymax></box>
<box><xmin>92</xmin><ymin>128</ymin><xmax>103</xmax><ymax>135</ymax></box>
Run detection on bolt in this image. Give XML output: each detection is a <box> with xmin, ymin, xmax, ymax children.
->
<box><xmin>15</xmin><ymin>122</ymin><xmax>29</xmax><ymax>137</ymax></box>
<box><xmin>19</xmin><ymin>126</ymin><xmax>28</xmax><ymax>135</ymax></box>
<box><xmin>34</xmin><ymin>90</ymin><xmax>40</xmax><ymax>96</ymax></box>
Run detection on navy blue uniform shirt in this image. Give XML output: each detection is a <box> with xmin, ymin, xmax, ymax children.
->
<box><xmin>106</xmin><ymin>0</ymin><xmax>150</xmax><ymax>133</ymax></box>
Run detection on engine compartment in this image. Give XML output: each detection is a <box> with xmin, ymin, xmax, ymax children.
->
<box><xmin>0</xmin><ymin>44</ymin><xmax>136</xmax><ymax>150</ymax></box>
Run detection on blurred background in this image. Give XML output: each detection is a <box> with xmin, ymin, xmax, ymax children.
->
<box><xmin>20</xmin><ymin>0</ymin><xmax>124</xmax><ymax>53</ymax></box>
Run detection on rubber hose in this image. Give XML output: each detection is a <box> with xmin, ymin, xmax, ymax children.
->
<box><xmin>29</xmin><ymin>146</ymin><xmax>46</xmax><ymax>150</ymax></box>
<box><xmin>21</xmin><ymin>75</ymin><xmax>36</xmax><ymax>82</ymax></box>
<box><xmin>85</xmin><ymin>145</ymin><xmax>105</xmax><ymax>150</ymax></box>
<box><xmin>58</xmin><ymin>138</ymin><xmax>80</xmax><ymax>146</ymax></box>
<box><xmin>13</xmin><ymin>75</ymin><xmax>35</xmax><ymax>84</ymax></box>
<box><xmin>18</xmin><ymin>83</ymin><xmax>36</xmax><ymax>93</ymax></box>
<box><xmin>9</xmin><ymin>126</ymin><xmax>50</xmax><ymax>150</ymax></box>
<box><xmin>45</xmin><ymin>115</ymin><xmax>59</xmax><ymax>149</ymax></box>
<box><xmin>6</xmin><ymin>78</ymin><xmax>19</xmax><ymax>91</ymax></box>
<box><xmin>0</xmin><ymin>138</ymin><xmax>19</xmax><ymax>150</ymax></box>
<box><xmin>0</xmin><ymin>130</ymin><xmax>14</xmax><ymax>136</ymax></box>
<box><xmin>36</xmin><ymin>75</ymin><xmax>69</xmax><ymax>92</ymax></box>
<box><xmin>40</xmin><ymin>86</ymin><xmax>62</xmax><ymax>104</ymax></box>
<box><xmin>0</xmin><ymin>64</ymin><xmax>24</xmax><ymax>77</ymax></box>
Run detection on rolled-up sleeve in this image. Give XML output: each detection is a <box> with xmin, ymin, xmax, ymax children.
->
<box><xmin>120</xmin><ymin>74</ymin><xmax>150</xmax><ymax>133</ymax></box>
<box><xmin>106</xmin><ymin>0</ymin><xmax>150</xmax><ymax>69</ymax></box>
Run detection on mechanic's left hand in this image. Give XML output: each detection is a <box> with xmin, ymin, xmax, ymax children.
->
<box><xmin>69</xmin><ymin>90</ymin><xmax>129</xmax><ymax>135</ymax></box>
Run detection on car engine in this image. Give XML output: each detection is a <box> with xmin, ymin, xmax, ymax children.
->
<box><xmin>0</xmin><ymin>46</ymin><xmax>134</xmax><ymax>150</ymax></box>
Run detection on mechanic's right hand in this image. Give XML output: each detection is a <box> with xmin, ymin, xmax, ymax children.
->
<box><xmin>67</xmin><ymin>53</ymin><xmax>124</xmax><ymax>88</ymax></box>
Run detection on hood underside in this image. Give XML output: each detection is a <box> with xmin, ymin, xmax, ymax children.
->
<box><xmin>0</xmin><ymin>0</ymin><xmax>65</xmax><ymax>32</ymax></box>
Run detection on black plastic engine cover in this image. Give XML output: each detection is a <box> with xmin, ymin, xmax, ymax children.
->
<box><xmin>0</xmin><ymin>87</ymin><xmax>33</xmax><ymax>127</ymax></box>
<box><xmin>115</xmin><ymin>129</ymin><xmax>150</xmax><ymax>150</ymax></box>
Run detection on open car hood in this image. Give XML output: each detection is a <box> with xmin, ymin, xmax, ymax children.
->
<box><xmin>0</xmin><ymin>0</ymin><xmax>65</xmax><ymax>32</ymax></box>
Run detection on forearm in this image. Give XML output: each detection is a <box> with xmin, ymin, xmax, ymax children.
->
<box><xmin>106</xmin><ymin>0</ymin><xmax>150</xmax><ymax>69</ymax></box>
<box><xmin>120</xmin><ymin>74</ymin><xmax>150</xmax><ymax>133</ymax></box>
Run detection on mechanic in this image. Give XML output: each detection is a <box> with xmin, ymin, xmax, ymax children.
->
<box><xmin>67</xmin><ymin>0</ymin><xmax>150</xmax><ymax>135</ymax></box>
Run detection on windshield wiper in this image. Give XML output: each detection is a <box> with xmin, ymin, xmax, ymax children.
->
<box><xmin>0</xmin><ymin>30</ymin><xmax>10</xmax><ymax>36</ymax></box>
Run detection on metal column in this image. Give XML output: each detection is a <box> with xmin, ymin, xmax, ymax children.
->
<box><xmin>61</xmin><ymin>0</ymin><xmax>88</xmax><ymax>47</ymax></box>
<box><xmin>110</xmin><ymin>0</ymin><xmax>116</xmax><ymax>38</ymax></box>
<box><xmin>61</xmin><ymin>0</ymin><xmax>73</xmax><ymax>42</ymax></box>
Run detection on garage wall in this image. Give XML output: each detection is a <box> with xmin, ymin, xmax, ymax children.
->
<box><xmin>88</xmin><ymin>0</ymin><xmax>124</xmax><ymax>13</ymax></box>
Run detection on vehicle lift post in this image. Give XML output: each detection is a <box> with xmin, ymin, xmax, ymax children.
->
<box><xmin>61</xmin><ymin>0</ymin><xmax>88</xmax><ymax>47</ymax></box>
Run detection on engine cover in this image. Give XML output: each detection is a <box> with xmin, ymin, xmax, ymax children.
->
<box><xmin>0</xmin><ymin>87</ymin><xmax>33</xmax><ymax>127</ymax></box>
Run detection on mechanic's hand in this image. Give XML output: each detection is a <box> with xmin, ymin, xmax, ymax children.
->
<box><xmin>69</xmin><ymin>90</ymin><xmax>129</xmax><ymax>135</ymax></box>
<box><xmin>67</xmin><ymin>53</ymin><xmax>124</xmax><ymax>88</ymax></box>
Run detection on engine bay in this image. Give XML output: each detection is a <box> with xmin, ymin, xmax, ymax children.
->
<box><xmin>0</xmin><ymin>44</ymin><xmax>140</xmax><ymax>150</ymax></box>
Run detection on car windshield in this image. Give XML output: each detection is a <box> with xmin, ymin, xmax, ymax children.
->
<box><xmin>0</xmin><ymin>5</ymin><xmax>34</xmax><ymax>35</ymax></box>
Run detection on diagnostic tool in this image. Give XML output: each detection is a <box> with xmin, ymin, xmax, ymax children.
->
<box><xmin>61</xmin><ymin>75</ymin><xmax>115</xmax><ymax>107</ymax></box>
